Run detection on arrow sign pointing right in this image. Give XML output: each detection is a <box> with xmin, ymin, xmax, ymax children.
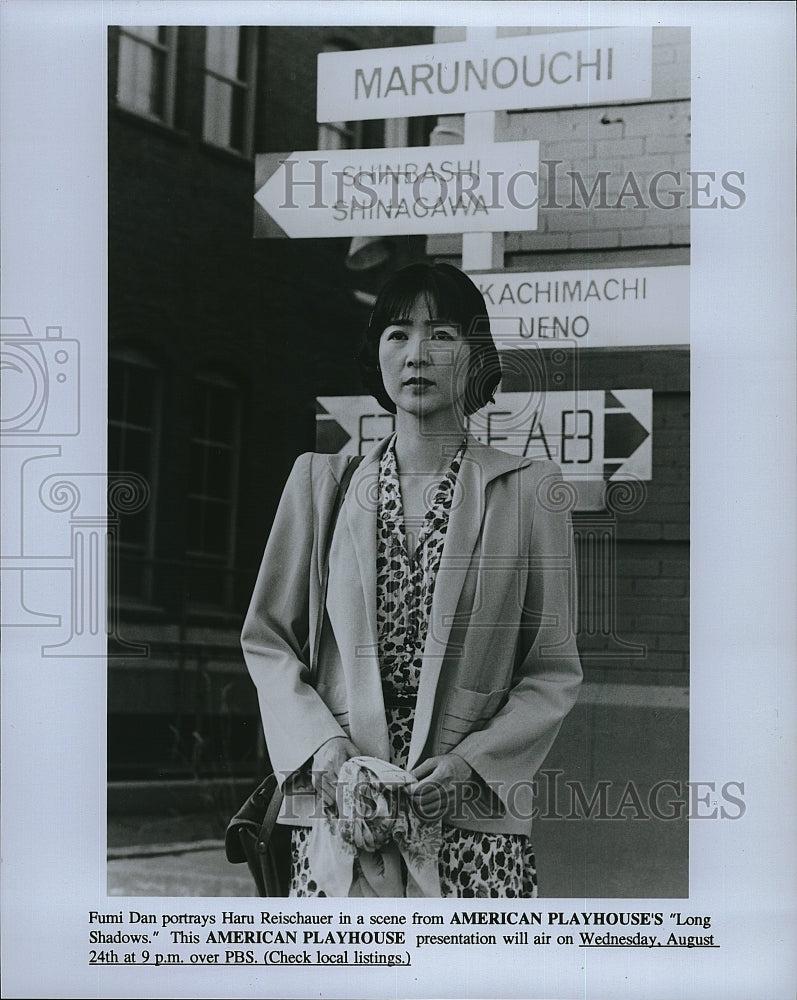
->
<box><xmin>604</xmin><ymin>411</ymin><xmax>650</xmax><ymax>460</ymax></box>
<box><xmin>253</xmin><ymin>141</ymin><xmax>540</xmax><ymax>239</ymax></box>
<box><xmin>603</xmin><ymin>389</ymin><xmax>653</xmax><ymax>480</ymax></box>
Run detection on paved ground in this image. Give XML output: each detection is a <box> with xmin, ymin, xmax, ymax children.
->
<box><xmin>108</xmin><ymin>841</ymin><xmax>256</xmax><ymax>897</ymax></box>
<box><xmin>107</xmin><ymin>809</ymin><xmax>687</xmax><ymax>898</ymax></box>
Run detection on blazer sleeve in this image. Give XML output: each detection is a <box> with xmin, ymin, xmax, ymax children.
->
<box><xmin>241</xmin><ymin>452</ymin><xmax>348</xmax><ymax>788</ymax></box>
<box><xmin>452</xmin><ymin>460</ymin><xmax>582</xmax><ymax>811</ymax></box>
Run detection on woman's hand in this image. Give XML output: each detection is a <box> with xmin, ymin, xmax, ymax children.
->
<box><xmin>311</xmin><ymin>736</ymin><xmax>360</xmax><ymax>814</ymax></box>
<box><xmin>409</xmin><ymin>753</ymin><xmax>473</xmax><ymax>818</ymax></box>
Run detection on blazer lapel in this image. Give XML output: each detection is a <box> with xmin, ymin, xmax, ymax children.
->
<box><xmin>342</xmin><ymin>440</ymin><xmax>387</xmax><ymax>650</ymax></box>
<box><xmin>406</xmin><ymin>439</ymin><xmax>532</xmax><ymax>769</ymax></box>
<box><xmin>333</xmin><ymin>440</ymin><xmax>390</xmax><ymax>759</ymax></box>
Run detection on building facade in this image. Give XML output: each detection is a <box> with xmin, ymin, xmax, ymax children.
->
<box><xmin>107</xmin><ymin>24</ymin><xmax>435</xmax><ymax>787</ymax></box>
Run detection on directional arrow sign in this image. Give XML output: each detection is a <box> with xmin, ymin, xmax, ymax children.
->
<box><xmin>253</xmin><ymin>141</ymin><xmax>539</xmax><ymax>238</ymax></box>
<box><xmin>601</xmin><ymin>389</ymin><xmax>652</xmax><ymax>481</ymax></box>
<box><xmin>316</xmin><ymin>400</ymin><xmax>352</xmax><ymax>454</ymax></box>
<box><xmin>317</xmin><ymin>389</ymin><xmax>652</xmax><ymax>509</ymax></box>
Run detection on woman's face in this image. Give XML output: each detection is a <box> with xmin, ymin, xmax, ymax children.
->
<box><xmin>377</xmin><ymin>295</ymin><xmax>471</xmax><ymax>420</ymax></box>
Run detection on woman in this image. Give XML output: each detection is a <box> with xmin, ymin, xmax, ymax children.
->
<box><xmin>241</xmin><ymin>262</ymin><xmax>582</xmax><ymax>897</ymax></box>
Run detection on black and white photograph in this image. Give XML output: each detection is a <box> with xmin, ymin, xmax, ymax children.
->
<box><xmin>104</xmin><ymin>20</ymin><xmax>691</xmax><ymax>902</ymax></box>
<box><xmin>1</xmin><ymin>2</ymin><xmax>795</xmax><ymax>998</ymax></box>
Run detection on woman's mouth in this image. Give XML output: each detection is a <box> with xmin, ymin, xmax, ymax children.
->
<box><xmin>403</xmin><ymin>377</ymin><xmax>435</xmax><ymax>387</ymax></box>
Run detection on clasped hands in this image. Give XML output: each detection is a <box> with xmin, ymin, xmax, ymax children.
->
<box><xmin>311</xmin><ymin>736</ymin><xmax>473</xmax><ymax>819</ymax></box>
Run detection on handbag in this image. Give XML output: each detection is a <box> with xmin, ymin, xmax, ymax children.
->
<box><xmin>225</xmin><ymin>454</ymin><xmax>363</xmax><ymax>896</ymax></box>
<box><xmin>224</xmin><ymin>770</ymin><xmax>292</xmax><ymax>896</ymax></box>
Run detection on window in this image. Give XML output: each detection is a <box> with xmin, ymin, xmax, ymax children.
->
<box><xmin>108</xmin><ymin>350</ymin><xmax>162</xmax><ymax>602</ymax></box>
<box><xmin>318</xmin><ymin>120</ymin><xmax>357</xmax><ymax>151</ymax></box>
<box><xmin>318</xmin><ymin>112</ymin><xmax>384</xmax><ymax>151</ymax></box>
<box><xmin>186</xmin><ymin>373</ymin><xmax>241</xmax><ymax>607</ymax></box>
<box><xmin>203</xmin><ymin>27</ymin><xmax>258</xmax><ymax>155</ymax></box>
<box><xmin>116</xmin><ymin>26</ymin><xmax>178</xmax><ymax>124</ymax></box>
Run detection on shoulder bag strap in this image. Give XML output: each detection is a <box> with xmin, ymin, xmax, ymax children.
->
<box><xmin>311</xmin><ymin>454</ymin><xmax>363</xmax><ymax>671</ymax></box>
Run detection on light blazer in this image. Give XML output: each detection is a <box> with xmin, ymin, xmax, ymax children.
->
<box><xmin>241</xmin><ymin>435</ymin><xmax>582</xmax><ymax>836</ymax></box>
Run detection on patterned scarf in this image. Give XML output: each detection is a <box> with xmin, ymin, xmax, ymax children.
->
<box><xmin>306</xmin><ymin>756</ymin><xmax>442</xmax><ymax>897</ymax></box>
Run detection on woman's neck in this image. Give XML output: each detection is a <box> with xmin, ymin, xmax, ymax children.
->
<box><xmin>392</xmin><ymin>410</ymin><xmax>466</xmax><ymax>475</ymax></box>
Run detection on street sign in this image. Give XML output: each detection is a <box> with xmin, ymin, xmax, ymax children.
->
<box><xmin>317</xmin><ymin>389</ymin><xmax>652</xmax><ymax>510</ymax></box>
<box><xmin>317</xmin><ymin>28</ymin><xmax>652</xmax><ymax>122</ymax></box>
<box><xmin>254</xmin><ymin>142</ymin><xmax>540</xmax><ymax>238</ymax></box>
<box><xmin>471</xmin><ymin>266</ymin><xmax>690</xmax><ymax>348</ymax></box>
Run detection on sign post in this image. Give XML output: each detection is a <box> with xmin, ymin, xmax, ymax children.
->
<box><xmin>253</xmin><ymin>141</ymin><xmax>540</xmax><ymax>239</ymax></box>
<box><xmin>462</xmin><ymin>27</ymin><xmax>501</xmax><ymax>272</ymax></box>
<box><xmin>252</xmin><ymin>26</ymin><xmax>663</xmax><ymax>510</ymax></box>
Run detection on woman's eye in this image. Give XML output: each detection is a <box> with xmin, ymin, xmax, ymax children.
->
<box><xmin>431</xmin><ymin>329</ymin><xmax>456</xmax><ymax>340</ymax></box>
<box><xmin>385</xmin><ymin>329</ymin><xmax>406</xmax><ymax>341</ymax></box>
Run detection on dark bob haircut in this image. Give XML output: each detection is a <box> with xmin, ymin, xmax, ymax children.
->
<box><xmin>358</xmin><ymin>261</ymin><xmax>502</xmax><ymax>416</ymax></box>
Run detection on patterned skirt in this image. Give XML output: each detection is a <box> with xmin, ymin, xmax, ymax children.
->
<box><xmin>289</xmin><ymin>706</ymin><xmax>538</xmax><ymax>898</ymax></box>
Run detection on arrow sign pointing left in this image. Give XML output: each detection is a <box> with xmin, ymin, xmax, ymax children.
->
<box><xmin>253</xmin><ymin>141</ymin><xmax>540</xmax><ymax>238</ymax></box>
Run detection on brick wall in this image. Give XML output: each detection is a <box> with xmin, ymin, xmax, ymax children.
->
<box><xmin>579</xmin><ymin>392</ymin><xmax>690</xmax><ymax>686</ymax></box>
<box><xmin>493</xmin><ymin>347</ymin><xmax>690</xmax><ymax>686</ymax></box>
<box><xmin>430</xmin><ymin>26</ymin><xmax>690</xmax><ymax>259</ymax></box>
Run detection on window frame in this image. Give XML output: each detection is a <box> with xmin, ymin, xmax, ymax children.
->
<box><xmin>185</xmin><ymin>371</ymin><xmax>243</xmax><ymax>610</ymax></box>
<box><xmin>318</xmin><ymin>118</ymin><xmax>364</xmax><ymax>151</ymax></box>
<box><xmin>201</xmin><ymin>26</ymin><xmax>258</xmax><ymax>158</ymax></box>
<box><xmin>115</xmin><ymin>25</ymin><xmax>178</xmax><ymax>127</ymax></box>
<box><xmin>108</xmin><ymin>348</ymin><xmax>163</xmax><ymax>606</ymax></box>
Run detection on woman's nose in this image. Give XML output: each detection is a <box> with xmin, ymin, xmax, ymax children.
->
<box><xmin>407</xmin><ymin>333</ymin><xmax>430</xmax><ymax>366</ymax></box>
